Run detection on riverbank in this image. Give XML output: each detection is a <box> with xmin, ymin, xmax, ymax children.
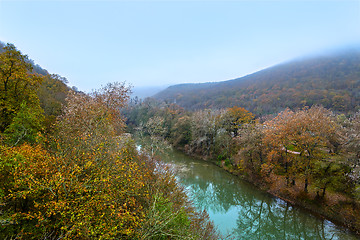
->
<box><xmin>152</xmin><ymin>146</ymin><xmax>359</xmax><ymax>239</ymax></box>
<box><xmin>173</xmin><ymin>147</ymin><xmax>360</xmax><ymax>236</ymax></box>
<box><xmin>217</xmin><ymin>158</ymin><xmax>360</xmax><ymax>236</ymax></box>
<box><xmin>125</xmin><ymin>101</ymin><xmax>360</xmax><ymax>237</ymax></box>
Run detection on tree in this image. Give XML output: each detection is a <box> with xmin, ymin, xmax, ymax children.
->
<box><xmin>189</xmin><ymin>109</ymin><xmax>223</xmax><ymax>157</ymax></box>
<box><xmin>313</xmin><ymin>159</ymin><xmax>352</xmax><ymax>197</ymax></box>
<box><xmin>262</xmin><ymin>109</ymin><xmax>297</xmax><ymax>185</ymax></box>
<box><xmin>141</xmin><ymin>116</ymin><xmax>170</xmax><ymax>159</ymax></box>
<box><xmin>3</xmin><ymin>101</ymin><xmax>44</xmax><ymax>145</ymax></box>
<box><xmin>170</xmin><ymin>115</ymin><xmax>192</xmax><ymax>147</ymax></box>
<box><xmin>37</xmin><ymin>74</ymin><xmax>70</xmax><ymax>131</ymax></box>
<box><xmin>339</xmin><ymin>111</ymin><xmax>360</xmax><ymax>199</ymax></box>
<box><xmin>0</xmin><ymin>43</ymin><xmax>43</xmax><ymax>132</ymax></box>
<box><xmin>222</xmin><ymin>106</ymin><xmax>254</xmax><ymax>137</ymax></box>
<box><xmin>0</xmin><ymin>141</ymin><xmax>150</xmax><ymax>239</ymax></box>
<box><xmin>263</xmin><ymin>106</ymin><xmax>340</xmax><ymax>192</ymax></box>
<box><xmin>234</xmin><ymin>123</ymin><xmax>265</xmax><ymax>176</ymax></box>
<box><xmin>54</xmin><ymin>82</ymin><xmax>130</xmax><ymax>161</ymax></box>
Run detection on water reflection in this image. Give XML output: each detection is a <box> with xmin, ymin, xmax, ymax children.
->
<box><xmin>161</xmin><ymin>150</ymin><xmax>359</xmax><ymax>240</ymax></box>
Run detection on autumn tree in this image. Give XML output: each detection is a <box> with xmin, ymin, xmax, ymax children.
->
<box><xmin>170</xmin><ymin>115</ymin><xmax>192</xmax><ymax>147</ymax></box>
<box><xmin>189</xmin><ymin>109</ymin><xmax>223</xmax><ymax>157</ymax></box>
<box><xmin>140</xmin><ymin>115</ymin><xmax>171</xmax><ymax>159</ymax></box>
<box><xmin>234</xmin><ymin>123</ymin><xmax>265</xmax><ymax>176</ymax></box>
<box><xmin>339</xmin><ymin>111</ymin><xmax>360</xmax><ymax>198</ymax></box>
<box><xmin>263</xmin><ymin>106</ymin><xmax>340</xmax><ymax>192</ymax></box>
<box><xmin>0</xmin><ymin>43</ymin><xmax>43</xmax><ymax>133</ymax></box>
<box><xmin>1</xmin><ymin>82</ymin><xmax>146</xmax><ymax>239</ymax></box>
<box><xmin>37</xmin><ymin>73</ymin><xmax>70</xmax><ymax>131</ymax></box>
<box><xmin>222</xmin><ymin>106</ymin><xmax>254</xmax><ymax>137</ymax></box>
<box><xmin>262</xmin><ymin>109</ymin><xmax>297</xmax><ymax>185</ymax></box>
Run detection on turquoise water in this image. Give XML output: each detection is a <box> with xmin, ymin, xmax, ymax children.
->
<box><xmin>160</xmin><ymin>149</ymin><xmax>359</xmax><ymax>240</ymax></box>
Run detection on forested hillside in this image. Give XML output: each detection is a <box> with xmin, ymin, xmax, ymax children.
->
<box><xmin>0</xmin><ymin>41</ymin><xmax>71</xmax><ymax>131</ymax></box>
<box><xmin>155</xmin><ymin>48</ymin><xmax>360</xmax><ymax>115</ymax></box>
<box><xmin>0</xmin><ymin>43</ymin><xmax>218</xmax><ymax>239</ymax></box>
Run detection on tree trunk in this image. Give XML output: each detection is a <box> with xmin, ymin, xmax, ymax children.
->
<box><xmin>322</xmin><ymin>185</ymin><xmax>326</xmax><ymax>197</ymax></box>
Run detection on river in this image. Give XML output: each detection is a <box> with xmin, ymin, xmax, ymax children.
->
<box><xmin>158</xmin><ymin>148</ymin><xmax>359</xmax><ymax>240</ymax></box>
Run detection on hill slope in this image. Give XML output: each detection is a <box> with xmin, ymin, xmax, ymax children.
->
<box><xmin>154</xmin><ymin>48</ymin><xmax>360</xmax><ymax>115</ymax></box>
<box><xmin>0</xmin><ymin>41</ymin><xmax>71</xmax><ymax>128</ymax></box>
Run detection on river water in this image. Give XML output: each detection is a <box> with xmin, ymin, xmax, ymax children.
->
<box><xmin>159</xmin><ymin>148</ymin><xmax>359</xmax><ymax>240</ymax></box>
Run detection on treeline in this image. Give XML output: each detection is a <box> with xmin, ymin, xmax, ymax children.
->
<box><xmin>125</xmin><ymin>98</ymin><xmax>360</xmax><ymax>233</ymax></box>
<box><xmin>155</xmin><ymin>49</ymin><xmax>360</xmax><ymax>115</ymax></box>
<box><xmin>0</xmin><ymin>43</ymin><xmax>218</xmax><ymax>239</ymax></box>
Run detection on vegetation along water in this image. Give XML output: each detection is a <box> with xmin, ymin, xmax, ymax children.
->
<box><xmin>159</xmin><ymin>148</ymin><xmax>359</xmax><ymax>239</ymax></box>
<box><xmin>125</xmin><ymin>95</ymin><xmax>360</xmax><ymax>238</ymax></box>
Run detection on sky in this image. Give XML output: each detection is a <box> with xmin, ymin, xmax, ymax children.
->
<box><xmin>0</xmin><ymin>0</ymin><xmax>360</xmax><ymax>92</ymax></box>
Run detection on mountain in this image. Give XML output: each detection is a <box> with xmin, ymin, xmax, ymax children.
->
<box><xmin>154</xmin><ymin>47</ymin><xmax>360</xmax><ymax>115</ymax></box>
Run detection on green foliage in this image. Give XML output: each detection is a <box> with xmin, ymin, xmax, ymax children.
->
<box><xmin>171</xmin><ymin>115</ymin><xmax>192</xmax><ymax>147</ymax></box>
<box><xmin>3</xmin><ymin>102</ymin><xmax>44</xmax><ymax>145</ymax></box>
<box><xmin>313</xmin><ymin>160</ymin><xmax>353</xmax><ymax>197</ymax></box>
<box><xmin>136</xmin><ymin>156</ymin><xmax>219</xmax><ymax>240</ymax></box>
<box><xmin>0</xmin><ymin>43</ymin><xmax>43</xmax><ymax>132</ymax></box>
<box><xmin>140</xmin><ymin>192</ymin><xmax>191</xmax><ymax>239</ymax></box>
<box><xmin>0</xmin><ymin>42</ymin><xmax>71</xmax><ymax>135</ymax></box>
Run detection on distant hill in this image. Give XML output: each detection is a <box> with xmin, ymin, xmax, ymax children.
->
<box><xmin>131</xmin><ymin>85</ymin><xmax>168</xmax><ymax>100</ymax></box>
<box><xmin>154</xmin><ymin>47</ymin><xmax>360</xmax><ymax>115</ymax></box>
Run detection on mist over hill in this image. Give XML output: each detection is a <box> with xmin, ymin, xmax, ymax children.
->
<box><xmin>131</xmin><ymin>85</ymin><xmax>168</xmax><ymax>100</ymax></box>
<box><xmin>154</xmin><ymin>47</ymin><xmax>360</xmax><ymax>115</ymax></box>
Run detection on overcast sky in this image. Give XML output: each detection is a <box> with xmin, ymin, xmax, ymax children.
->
<box><xmin>1</xmin><ymin>0</ymin><xmax>359</xmax><ymax>92</ymax></box>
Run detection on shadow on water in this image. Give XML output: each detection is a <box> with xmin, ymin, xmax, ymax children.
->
<box><xmin>160</xmin><ymin>149</ymin><xmax>359</xmax><ymax>240</ymax></box>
